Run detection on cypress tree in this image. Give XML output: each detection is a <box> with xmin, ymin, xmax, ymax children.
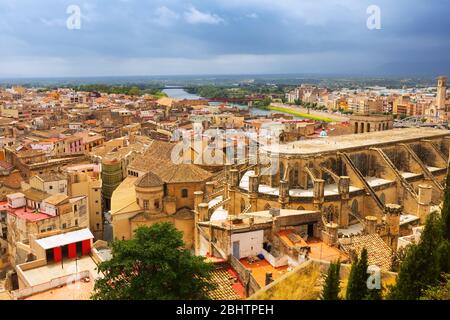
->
<box><xmin>389</xmin><ymin>211</ymin><xmax>442</xmax><ymax>299</ymax></box>
<box><xmin>321</xmin><ymin>259</ymin><xmax>341</xmax><ymax>300</ymax></box>
<box><xmin>365</xmin><ymin>282</ymin><xmax>383</xmax><ymax>300</ymax></box>
<box><xmin>441</xmin><ymin>162</ymin><xmax>450</xmax><ymax>241</ymax></box>
<box><xmin>346</xmin><ymin>248</ymin><xmax>369</xmax><ymax>300</ymax></box>
<box><xmin>437</xmin><ymin>239</ymin><xmax>450</xmax><ymax>275</ymax></box>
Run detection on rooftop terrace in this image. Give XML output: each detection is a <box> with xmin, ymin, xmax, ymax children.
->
<box><xmin>262</xmin><ymin>128</ymin><xmax>450</xmax><ymax>155</ymax></box>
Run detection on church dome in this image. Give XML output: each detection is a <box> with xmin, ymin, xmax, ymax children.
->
<box><xmin>135</xmin><ymin>172</ymin><xmax>163</xmax><ymax>188</ymax></box>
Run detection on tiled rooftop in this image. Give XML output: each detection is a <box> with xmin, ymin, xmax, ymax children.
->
<box><xmin>339</xmin><ymin>233</ymin><xmax>393</xmax><ymax>271</ymax></box>
<box><xmin>208</xmin><ymin>264</ymin><xmax>245</xmax><ymax>300</ymax></box>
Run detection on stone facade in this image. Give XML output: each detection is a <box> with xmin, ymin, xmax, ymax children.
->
<box><xmin>201</xmin><ymin>128</ymin><xmax>450</xmax><ymax>253</ymax></box>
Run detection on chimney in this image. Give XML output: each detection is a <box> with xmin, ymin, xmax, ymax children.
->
<box><xmin>364</xmin><ymin>216</ymin><xmax>377</xmax><ymax>234</ymax></box>
<box><xmin>194</xmin><ymin>191</ymin><xmax>204</xmax><ymax>211</ymax></box>
<box><xmin>198</xmin><ymin>203</ymin><xmax>209</xmax><ymax>222</ymax></box>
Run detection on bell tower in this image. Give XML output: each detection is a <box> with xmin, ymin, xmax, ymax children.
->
<box><xmin>436</xmin><ymin>76</ymin><xmax>448</xmax><ymax>110</ymax></box>
<box><xmin>436</xmin><ymin>76</ymin><xmax>448</xmax><ymax>123</ymax></box>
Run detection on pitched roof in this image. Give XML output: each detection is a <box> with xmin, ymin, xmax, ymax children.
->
<box><xmin>110</xmin><ymin>177</ymin><xmax>140</xmax><ymax>215</ymax></box>
<box><xmin>339</xmin><ymin>233</ymin><xmax>393</xmax><ymax>271</ymax></box>
<box><xmin>155</xmin><ymin>163</ymin><xmax>212</xmax><ymax>184</ymax></box>
<box><xmin>157</xmin><ymin>97</ymin><xmax>175</xmax><ymax>107</ymax></box>
<box><xmin>35</xmin><ymin>228</ymin><xmax>94</xmax><ymax>250</ymax></box>
<box><xmin>35</xmin><ymin>172</ymin><xmax>67</xmax><ymax>182</ymax></box>
<box><xmin>0</xmin><ymin>171</ymin><xmax>23</xmax><ymax>189</ymax></box>
<box><xmin>173</xmin><ymin>207</ymin><xmax>194</xmax><ymax>220</ymax></box>
<box><xmin>22</xmin><ymin>188</ymin><xmax>51</xmax><ymax>202</ymax></box>
<box><xmin>128</xmin><ymin>140</ymin><xmax>212</xmax><ymax>184</ymax></box>
<box><xmin>43</xmin><ymin>193</ymin><xmax>68</xmax><ymax>206</ymax></box>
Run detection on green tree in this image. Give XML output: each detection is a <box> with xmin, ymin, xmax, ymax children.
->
<box><xmin>346</xmin><ymin>248</ymin><xmax>369</xmax><ymax>300</ymax></box>
<box><xmin>420</xmin><ymin>274</ymin><xmax>450</xmax><ymax>300</ymax></box>
<box><xmin>92</xmin><ymin>223</ymin><xmax>215</xmax><ymax>300</ymax></box>
<box><xmin>128</xmin><ymin>86</ymin><xmax>141</xmax><ymax>96</ymax></box>
<box><xmin>321</xmin><ymin>259</ymin><xmax>341</xmax><ymax>300</ymax></box>
<box><xmin>437</xmin><ymin>239</ymin><xmax>450</xmax><ymax>274</ymax></box>
<box><xmin>441</xmin><ymin>162</ymin><xmax>450</xmax><ymax>241</ymax></box>
<box><xmin>294</xmin><ymin>99</ymin><xmax>302</xmax><ymax>106</ymax></box>
<box><xmin>365</xmin><ymin>283</ymin><xmax>383</xmax><ymax>300</ymax></box>
<box><xmin>389</xmin><ymin>212</ymin><xmax>443</xmax><ymax>300</ymax></box>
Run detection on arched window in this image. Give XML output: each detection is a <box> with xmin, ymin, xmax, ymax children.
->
<box><xmin>240</xmin><ymin>198</ymin><xmax>246</xmax><ymax>212</ymax></box>
<box><xmin>379</xmin><ymin>193</ymin><xmax>386</xmax><ymax>205</ymax></box>
<box><xmin>279</xmin><ymin>163</ymin><xmax>285</xmax><ymax>181</ymax></box>
<box><xmin>351</xmin><ymin>200</ymin><xmax>359</xmax><ymax>216</ymax></box>
<box><xmin>293</xmin><ymin>167</ymin><xmax>299</xmax><ymax>186</ymax></box>
<box><xmin>354</xmin><ymin>122</ymin><xmax>359</xmax><ymax>134</ymax></box>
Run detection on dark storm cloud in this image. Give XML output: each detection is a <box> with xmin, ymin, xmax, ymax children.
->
<box><xmin>0</xmin><ymin>0</ymin><xmax>448</xmax><ymax>76</ymax></box>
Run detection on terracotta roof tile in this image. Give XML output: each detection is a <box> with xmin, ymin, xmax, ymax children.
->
<box><xmin>339</xmin><ymin>234</ymin><xmax>393</xmax><ymax>271</ymax></box>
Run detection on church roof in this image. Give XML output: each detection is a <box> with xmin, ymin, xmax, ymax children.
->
<box><xmin>173</xmin><ymin>208</ymin><xmax>195</xmax><ymax>220</ymax></box>
<box><xmin>128</xmin><ymin>140</ymin><xmax>212</xmax><ymax>184</ymax></box>
<box><xmin>156</xmin><ymin>163</ymin><xmax>212</xmax><ymax>184</ymax></box>
<box><xmin>135</xmin><ymin>172</ymin><xmax>163</xmax><ymax>188</ymax></box>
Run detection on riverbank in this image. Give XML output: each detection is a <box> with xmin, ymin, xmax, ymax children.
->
<box><xmin>254</xmin><ymin>105</ymin><xmax>335</xmax><ymax>122</ymax></box>
<box><xmin>267</xmin><ymin>103</ymin><xmax>349</xmax><ymax>122</ymax></box>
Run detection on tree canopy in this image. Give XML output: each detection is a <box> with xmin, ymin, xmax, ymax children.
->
<box><xmin>441</xmin><ymin>162</ymin><xmax>450</xmax><ymax>241</ymax></box>
<box><xmin>389</xmin><ymin>211</ymin><xmax>444</xmax><ymax>299</ymax></box>
<box><xmin>346</xmin><ymin>248</ymin><xmax>370</xmax><ymax>300</ymax></box>
<box><xmin>321</xmin><ymin>259</ymin><xmax>341</xmax><ymax>300</ymax></box>
<box><xmin>92</xmin><ymin>223</ymin><xmax>215</xmax><ymax>300</ymax></box>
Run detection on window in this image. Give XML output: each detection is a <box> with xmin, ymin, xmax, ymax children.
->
<box><xmin>181</xmin><ymin>189</ymin><xmax>188</xmax><ymax>198</ymax></box>
<box><xmin>74</xmin><ymin>205</ymin><xmax>78</xmax><ymax>212</ymax></box>
<box><xmin>62</xmin><ymin>223</ymin><xmax>67</xmax><ymax>229</ymax></box>
<box><xmin>95</xmin><ymin>200</ymin><xmax>99</xmax><ymax>203</ymax></box>
<box><xmin>96</xmin><ymin>223</ymin><xmax>100</xmax><ymax>229</ymax></box>
<box><xmin>75</xmin><ymin>219</ymin><xmax>78</xmax><ymax>226</ymax></box>
<box><xmin>49</xmin><ymin>185</ymin><xmax>53</xmax><ymax>190</ymax></box>
<box><xmin>96</xmin><ymin>211</ymin><xmax>99</xmax><ymax>215</ymax></box>
<box><xmin>154</xmin><ymin>200</ymin><xmax>160</xmax><ymax>209</ymax></box>
<box><xmin>143</xmin><ymin>200</ymin><xmax>149</xmax><ymax>210</ymax></box>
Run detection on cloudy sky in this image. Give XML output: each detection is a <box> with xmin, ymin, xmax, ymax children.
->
<box><xmin>0</xmin><ymin>0</ymin><xmax>449</xmax><ymax>77</ymax></box>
